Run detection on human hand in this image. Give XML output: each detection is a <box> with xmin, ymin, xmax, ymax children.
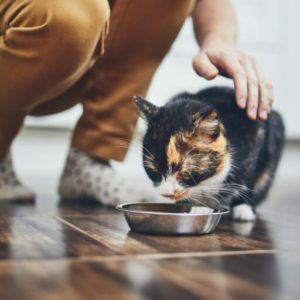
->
<box><xmin>193</xmin><ymin>38</ymin><xmax>273</xmax><ymax>121</ymax></box>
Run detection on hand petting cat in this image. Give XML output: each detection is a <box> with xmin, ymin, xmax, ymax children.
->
<box><xmin>192</xmin><ymin>37</ymin><xmax>273</xmax><ymax>121</ymax></box>
<box><xmin>192</xmin><ymin>0</ymin><xmax>273</xmax><ymax>122</ymax></box>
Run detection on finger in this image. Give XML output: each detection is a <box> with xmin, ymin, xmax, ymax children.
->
<box><xmin>266</xmin><ymin>81</ymin><xmax>274</xmax><ymax>113</ymax></box>
<box><xmin>239</xmin><ymin>56</ymin><xmax>259</xmax><ymax>120</ymax></box>
<box><xmin>252</xmin><ymin>59</ymin><xmax>270</xmax><ymax>120</ymax></box>
<box><xmin>215</xmin><ymin>54</ymin><xmax>248</xmax><ymax>109</ymax></box>
<box><xmin>233</xmin><ymin>70</ymin><xmax>248</xmax><ymax>110</ymax></box>
<box><xmin>193</xmin><ymin>52</ymin><xmax>219</xmax><ymax>80</ymax></box>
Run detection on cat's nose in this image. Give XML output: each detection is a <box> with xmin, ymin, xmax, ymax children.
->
<box><xmin>161</xmin><ymin>193</ymin><xmax>175</xmax><ymax>199</ymax></box>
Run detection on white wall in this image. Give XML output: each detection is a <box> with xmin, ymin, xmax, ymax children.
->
<box><xmin>26</xmin><ymin>0</ymin><xmax>300</xmax><ymax>139</ymax></box>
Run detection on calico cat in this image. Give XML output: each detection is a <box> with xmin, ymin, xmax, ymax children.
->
<box><xmin>134</xmin><ymin>87</ymin><xmax>285</xmax><ymax>221</ymax></box>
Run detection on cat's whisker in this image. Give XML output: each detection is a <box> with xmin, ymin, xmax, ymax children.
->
<box><xmin>202</xmin><ymin>182</ymin><xmax>254</xmax><ymax>192</ymax></box>
<box><xmin>113</xmin><ymin>144</ymin><xmax>156</xmax><ymax>168</ymax></box>
<box><xmin>195</xmin><ymin>191</ymin><xmax>229</xmax><ymax>207</ymax></box>
<box><xmin>113</xmin><ymin>143</ymin><xmax>162</xmax><ymax>175</ymax></box>
<box><xmin>143</xmin><ymin>158</ymin><xmax>152</xmax><ymax>162</ymax></box>
<box><xmin>191</xmin><ymin>186</ymin><xmax>246</xmax><ymax>201</ymax></box>
<box><xmin>228</xmin><ymin>162</ymin><xmax>241</xmax><ymax>171</ymax></box>
<box><xmin>188</xmin><ymin>171</ymin><xmax>197</xmax><ymax>185</ymax></box>
<box><xmin>188</xmin><ymin>193</ymin><xmax>225</xmax><ymax>208</ymax></box>
<box><xmin>192</xmin><ymin>187</ymin><xmax>249</xmax><ymax>196</ymax></box>
<box><xmin>143</xmin><ymin>154</ymin><xmax>154</xmax><ymax>163</ymax></box>
<box><xmin>143</xmin><ymin>162</ymin><xmax>164</xmax><ymax>177</ymax></box>
<box><xmin>199</xmin><ymin>191</ymin><xmax>226</xmax><ymax>203</ymax></box>
<box><xmin>113</xmin><ymin>141</ymin><xmax>146</xmax><ymax>154</ymax></box>
<box><xmin>223</xmin><ymin>183</ymin><xmax>255</xmax><ymax>193</ymax></box>
<box><xmin>117</xmin><ymin>137</ymin><xmax>155</xmax><ymax>159</ymax></box>
<box><xmin>191</xmin><ymin>186</ymin><xmax>253</xmax><ymax>206</ymax></box>
<box><xmin>186</xmin><ymin>195</ymin><xmax>210</xmax><ymax>207</ymax></box>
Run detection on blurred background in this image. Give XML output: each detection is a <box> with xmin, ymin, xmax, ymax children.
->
<box><xmin>13</xmin><ymin>0</ymin><xmax>300</xmax><ymax>199</ymax></box>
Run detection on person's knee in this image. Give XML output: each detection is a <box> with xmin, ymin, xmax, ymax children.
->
<box><xmin>16</xmin><ymin>0</ymin><xmax>110</xmax><ymax>73</ymax></box>
<box><xmin>47</xmin><ymin>0</ymin><xmax>110</xmax><ymax>57</ymax></box>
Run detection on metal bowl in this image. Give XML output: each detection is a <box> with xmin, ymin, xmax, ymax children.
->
<box><xmin>116</xmin><ymin>202</ymin><xmax>229</xmax><ymax>235</ymax></box>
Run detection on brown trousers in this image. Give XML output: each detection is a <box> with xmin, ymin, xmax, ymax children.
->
<box><xmin>0</xmin><ymin>0</ymin><xmax>193</xmax><ymax>161</ymax></box>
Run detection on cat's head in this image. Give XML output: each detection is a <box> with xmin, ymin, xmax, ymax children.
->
<box><xmin>135</xmin><ymin>95</ymin><xmax>231</xmax><ymax>202</ymax></box>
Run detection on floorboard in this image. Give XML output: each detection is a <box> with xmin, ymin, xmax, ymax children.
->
<box><xmin>0</xmin><ymin>143</ymin><xmax>299</xmax><ymax>299</ymax></box>
<box><xmin>0</xmin><ymin>252</ymin><xmax>298</xmax><ymax>300</ymax></box>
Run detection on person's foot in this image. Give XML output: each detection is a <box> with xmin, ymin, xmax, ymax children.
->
<box><xmin>58</xmin><ymin>148</ymin><xmax>158</xmax><ymax>206</ymax></box>
<box><xmin>0</xmin><ymin>153</ymin><xmax>35</xmax><ymax>202</ymax></box>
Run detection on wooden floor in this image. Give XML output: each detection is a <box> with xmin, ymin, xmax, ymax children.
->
<box><xmin>0</xmin><ymin>143</ymin><xmax>299</xmax><ymax>300</ymax></box>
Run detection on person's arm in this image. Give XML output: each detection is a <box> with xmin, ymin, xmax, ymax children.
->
<box><xmin>192</xmin><ymin>0</ymin><xmax>273</xmax><ymax>120</ymax></box>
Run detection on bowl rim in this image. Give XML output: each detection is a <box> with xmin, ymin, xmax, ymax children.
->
<box><xmin>116</xmin><ymin>202</ymin><xmax>229</xmax><ymax>216</ymax></box>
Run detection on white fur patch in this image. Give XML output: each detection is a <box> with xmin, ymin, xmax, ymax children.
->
<box><xmin>232</xmin><ymin>204</ymin><xmax>256</xmax><ymax>222</ymax></box>
<box><xmin>156</xmin><ymin>175</ymin><xmax>183</xmax><ymax>196</ymax></box>
<box><xmin>201</xmin><ymin>154</ymin><xmax>231</xmax><ymax>187</ymax></box>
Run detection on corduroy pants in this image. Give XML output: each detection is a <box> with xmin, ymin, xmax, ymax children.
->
<box><xmin>0</xmin><ymin>0</ymin><xmax>193</xmax><ymax>161</ymax></box>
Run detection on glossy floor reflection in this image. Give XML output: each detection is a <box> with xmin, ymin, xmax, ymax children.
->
<box><xmin>0</xmin><ymin>136</ymin><xmax>299</xmax><ymax>299</ymax></box>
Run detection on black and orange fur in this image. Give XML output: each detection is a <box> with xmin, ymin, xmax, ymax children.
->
<box><xmin>135</xmin><ymin>86</ymin><xmax>285</xmax><ymax>213</ymax></box>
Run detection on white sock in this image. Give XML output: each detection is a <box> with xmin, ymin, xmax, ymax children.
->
<box><xmin>58</xmin><ymin>148</ymin><xmax>158</xmax><ymax>206</ymax></box>
<box><xmin>0</xmin><ymin>153</ymin><xmax>35</xmax><ymax>202</ymax></box>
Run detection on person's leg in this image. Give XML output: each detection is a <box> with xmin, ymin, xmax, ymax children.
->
<box><xmin>0</xmin><ymin>0</ymin><xmax>110</xmax><ymax>201</ymax></box>
<box><xmin>59</xmin><ymin>0</ymin><xmax>194</xmax><ymax>204</ymax></box>
<box><xmin>72</xmin><ymin>0</ymin><xmax>194</xmax><ymax>161</ymax></box>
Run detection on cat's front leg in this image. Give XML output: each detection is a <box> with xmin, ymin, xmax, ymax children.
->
<box><xmin>230</xmin><ymin>197</ymin><xmax>256</xmax><ymax>222</ymax></box>
<box><xmin>187</xmin><ymin>191</ymin><xmax>256</xmax><ymax>221</ymax></box>
<box><xmin>219</xmin><ymin>184</ymin><xmax>256</xmax><ymax>222</ymax></box>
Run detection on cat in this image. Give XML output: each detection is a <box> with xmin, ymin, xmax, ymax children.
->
<box><xmin>134</xmin><ymin>86</ymin><xmax>285</xmax><ymax>221</ymax></box>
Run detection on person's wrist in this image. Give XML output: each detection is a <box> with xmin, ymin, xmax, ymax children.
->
<box><xmin>201</xmin><ymin>33</ymin><xmax>236</xmax><ymax>50</ymax></box>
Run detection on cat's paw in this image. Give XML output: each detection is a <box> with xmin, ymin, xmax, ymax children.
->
<box><xmin>232</xmin><ymin>204</ymin><xmax>256</xmax><ymax>222</ymax></box>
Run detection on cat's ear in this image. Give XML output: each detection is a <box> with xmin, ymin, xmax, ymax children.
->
<box><xmin>192</xmin><ymin>110</ymin><xmax>220</xmax><ymax>139</ymax></box>
<box><xmin>134</xmin><ymin>96</ymin><xmax>160</xmax><ymax>122</ymax></box>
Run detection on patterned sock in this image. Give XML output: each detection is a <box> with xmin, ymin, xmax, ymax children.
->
<box><xmin>58</xmin><ymin>148</ymin><xmax>158</xmax><ymax>206</ymax></box>
<box><xmin>0</xmin><ymin>153</ymin><xmax>35</xmax><ymax>202</ymax></box>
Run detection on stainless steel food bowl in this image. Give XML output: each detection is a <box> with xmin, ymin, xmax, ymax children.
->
<box><xmin>116</xmin><ymin>202</ymin><xmax>229</xmax><ymax>235</ymax></box>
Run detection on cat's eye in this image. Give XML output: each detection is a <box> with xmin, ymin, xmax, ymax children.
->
<box><xmin>179</xmin><ymin>170</ymin><xmax>213</xmax><ymax>187</ymax></box>
<box><xmin>178</xmin><ymin>171</ymin><xmax>201</xmax><ymax>187</ymax></box>
<box><xmin>178</xmin><ymin>172</ymin><xmax>190</xmax><ymax>180</ymax></box>
<box><xmin>171</xmin><ymin>163</ymin><xmax>180</xmax><ymax>173</ymax></box>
